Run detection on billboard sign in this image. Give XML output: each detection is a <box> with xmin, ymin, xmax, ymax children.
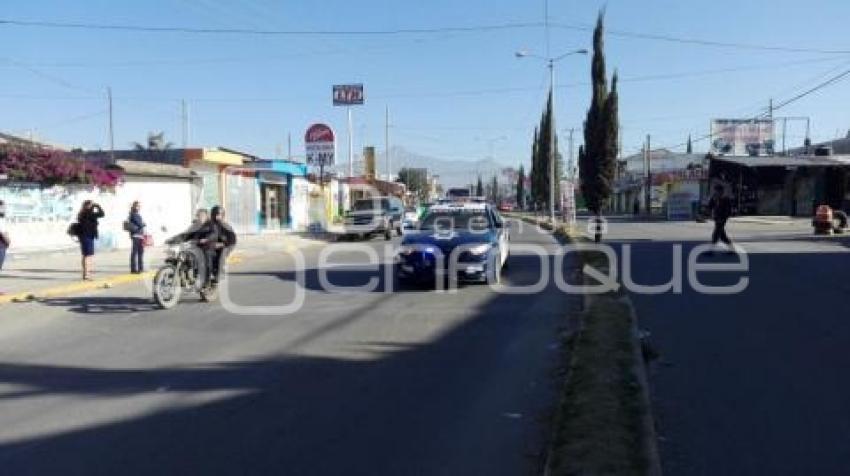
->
<box><xmin>711</xmin><ymin>119</ymin><xmax>775</xmax><ymax>156</ymax></box>
<box><xmin>305</xmin><ymin>123</ymin><xmax>335</xmax><ymax>166</ymax></box>
<box><xmin>333</xmin><ymin>84</ymin><xmax>365</xmax><ymax>106</ymax></box>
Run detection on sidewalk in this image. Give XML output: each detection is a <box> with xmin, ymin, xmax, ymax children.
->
<box><xmin>0</xmin><ymin>233</ymin><xmax>327</xmax><ymax>304</ymax></box>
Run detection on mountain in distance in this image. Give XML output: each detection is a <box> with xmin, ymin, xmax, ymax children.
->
<box><xmin>376</xmin><ymin>146</ymin><xmax>517</xmax><ymax>189</ymax></box>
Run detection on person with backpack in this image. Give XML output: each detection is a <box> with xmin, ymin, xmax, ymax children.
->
<box><xmin>707</xmin><ymin>184</ymin><xmax>735</xmax><ymax>253</ymax></box>
<box><xmin>76</xmin><ymin>200</ymin><xmax>105</xmax><ymax>280</ymax></box>
<box><xmin>126</xmin><ymin>201</ymin><xmax>146</xmax><ymax>274</ymax></box>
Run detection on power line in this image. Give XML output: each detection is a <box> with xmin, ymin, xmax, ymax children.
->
<box><xmin>551</xmin><ymin>22</ymin><xmax>850</xmax><ymax>55</ymax></box>
<box><xmin>771</xmin><ymin>68</ymin><xmax>850</xmax><ymax>112</ymax></box>
<box><xmin>0</xmin><ymin>18</ymin><xmax>545</xmax><ymax>36</ymax></box>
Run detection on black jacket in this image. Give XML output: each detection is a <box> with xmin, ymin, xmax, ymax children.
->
<box><xmin>78</xmin><ymin>206</ymin><xmax>105</xmax><ymax>239</ymax></box>
<box><xmin>197</xmin><ymin>220</ymin><xmax>237</xmax><ymax>248</ymax></box>
<box><xmin>709</xmin><ymin>195</ymin><xmax>733</xmax><ymax>221</ymax></box>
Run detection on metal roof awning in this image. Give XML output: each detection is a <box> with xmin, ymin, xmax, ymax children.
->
<box><xmin>114</xmin><ymin>159</ymin><xmax>197</xmax><ymax>179</ymax></box>
<box><xmin>712</xmin><ymin>155</ymin><xmax>850</xmax><ymax>168</ymax></box>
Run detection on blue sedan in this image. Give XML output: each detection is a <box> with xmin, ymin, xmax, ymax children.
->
<box><xmin>395</xmin><ymin>203</ymin><xmax>509</xmax><ymax>286</ymax></box>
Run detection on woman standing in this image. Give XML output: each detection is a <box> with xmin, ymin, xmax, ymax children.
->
<box><xmin>77</xmin><ymin>200</ymin><xmax>105</xmax><ymax>280</ymax></box>
<box><xmin>127</xmin><ymin>201</ymin><xmax>146</xmax><ymax>274</ymax></box>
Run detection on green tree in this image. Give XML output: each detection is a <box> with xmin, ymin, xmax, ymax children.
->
<box><xmin>133</xmin><ymin>131</ymin><xmax>172</xmax><ymax>151</ymax></box>
<box><xmin>490</xmin><ymin>175</ymin><xmax>499</xmax><ymax>203</ymax></box>
<box><xmin>687</xmin><ymin>134</ymin><xmax>693</xmax><ymax>154</ymax></box>
<box><xmin>516</xmin><ymin>164</ymin><xmax>526</xmax><ymax>209</ymax></box>
<box><xmin>530</xmin><ymin>126</ymin><xmax>540</xmax><ymax>206</ymax></box>
<box><xmin>580</xmin><ymin>10</ymin><xmax>619</xmax><ymax>241</ymax></box>
<box><xmin>397</xmin><ymin>167</ymin><xmax>429</xmax><ymax>202</ymax></box>
<box><xmin>475</xmin><ymin>175</ymin><xmax>483</xmax><ymax>197</ymax></box>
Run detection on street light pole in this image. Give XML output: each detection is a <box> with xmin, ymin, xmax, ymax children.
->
<box><xmin>548</xmin><ymin>59</ymin><xmax>556</xmax><ymax>225</ymax></box>
<box><xmin>516</xmin><ymin>48</ymin><xmax>586</xmax><ymax>226</ymax></box>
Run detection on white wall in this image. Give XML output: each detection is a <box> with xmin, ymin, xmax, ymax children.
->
<box><xmin>0</xmin><ymin>177</ymin><xmax>194</xmax><ymax>254</ymax></box>
<box><xmin>289</xmin><ymin>177</ymin><xmax>310</xmax><ymax>231</ymax></box>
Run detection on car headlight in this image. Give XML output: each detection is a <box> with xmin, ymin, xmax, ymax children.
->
<box><xmin>468</xmin><ymin>243</ymin><xmax>492</xmax><ymax>255</ymax></box>
<box><xmin>398</xmin><ymin>245</ymin><xmax>417</xmax><ymax>256</ymax></box>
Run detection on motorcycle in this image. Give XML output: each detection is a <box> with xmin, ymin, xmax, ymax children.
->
<box><xmin>152</xmin><ymin>242</ymin><xmax>219</xmax><ymax>309</ymax></box>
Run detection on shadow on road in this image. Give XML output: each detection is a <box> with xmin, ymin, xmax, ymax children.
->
<box><xmin>39</xmin><ymin>296</ymin><xmax>161</xmax><ymax>315</ymax></box>
<box><xmin>0</xmin><ymin>250</ymin><xmax>582</xmax><ymax>476</ymax></box>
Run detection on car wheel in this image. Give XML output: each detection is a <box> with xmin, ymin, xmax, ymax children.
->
<box><xmin>486</xmin><ymin>254</ymin><xmax>502</xmax><ymax>285</ymax></box>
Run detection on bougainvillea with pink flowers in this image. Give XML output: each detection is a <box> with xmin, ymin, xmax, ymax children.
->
<box><xmin>0</xmin><ymin>145</ymin><xmax>122</xmax><ymax>188</ymax></box>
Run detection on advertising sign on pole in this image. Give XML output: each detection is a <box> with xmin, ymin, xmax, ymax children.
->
<box><xmin>332</xmin><ymin>84</ymin><xmax>365</xmax><ymax>106</ymax></box>
<box><xmin>304</xmin><ymin>123</ymin><xmax>335</xmax><ymax>166</ymax></box>
<box><xmin>711</xmin><ymin>119</ymin><xmax>775</xmax><ymax>156</ymax></box>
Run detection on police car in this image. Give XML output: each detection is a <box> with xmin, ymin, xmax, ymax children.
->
<box><xmin>395</xmin><ymin>202</ymin><xmax>510</xmax><ymax>285</ymax></box>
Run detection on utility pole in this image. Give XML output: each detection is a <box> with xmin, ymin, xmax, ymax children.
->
<box><xmin>385</xmin><ymin>105</ymin><xmax>390</xmax><ymax>181</ymax></box>
<box><xmin>644</xmin><ymin>134</ymin><xmax>651</xmax><ymax>216</ymax></box>
<box><xmin>568</xmin><ymin>128</ymin><xmax>575</xmax><ymax>180</ymax></box>
<box><xmin>287</xmin><ymin>132</ymin><xmax>292</xmax><ymax>161</ymax></box>
<box><xmin>107</xmin><ymin>87</ymin><xmax>115</xmax><ymax>163</ymax></box>
<box><xmin>347</xmin><ymin>108</ymin><xmax>354</xmax><ymax>177</ymax></box>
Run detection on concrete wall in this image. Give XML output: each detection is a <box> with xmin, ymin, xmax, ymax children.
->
<box><xmin>289</xmin><ymin>176</ymin><xmax>310</xmax><ymax>231</ymax></box>
<box><xmin>0</xmin><ymin>177</ymin><xmax>194</xmax><ymax>254</ymax></box>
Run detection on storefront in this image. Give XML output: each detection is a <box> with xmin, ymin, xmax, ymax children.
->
<box><xmin>248</xmin><ymin>160</ymin><xmax>308</xmax><ymax>232</ymax></box>
<box><xmin>709</xmin><ymin>155</ymin><xmax>850</xmax><ymax>216</ymax></box>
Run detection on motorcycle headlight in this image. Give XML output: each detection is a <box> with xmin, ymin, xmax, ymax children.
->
<box><xmin>468</xmin><ymin>243</ymin><xmax>492</xmax><ymax>256</ymax></box>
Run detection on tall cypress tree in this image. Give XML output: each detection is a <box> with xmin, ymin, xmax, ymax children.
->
<box><xmin>516</xmin><ymin>164</ymin><xmax>526</xmax><ymax>209</ymax></box>
<box><xmin>530</xmin><ymin>127</ymin><xmax>539</xmax><ymax>205</ymax></box>
<box><xmin>580</xmin><ymin>10</ymin><xmax>618</xmax><ymax>229</ymax></box>
<box><xmin>476</xmin><ymin>175</ymin><xmax>483</xmax><ymax>197</ymax></box>
<box><xmin>686</xmin><ymin>134</ymin><xmax>693</xmax><ymax>154</ymax></box>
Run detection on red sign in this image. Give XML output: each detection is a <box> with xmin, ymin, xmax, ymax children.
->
<box><xmin>305</xmin><ymin>123</ymin><xmax>334</xmax><ymax>143</ymax></box>
<box><xmin>305</xmin><ymin>123</ymin><xmax>335</xmax><ymax>166</ymax></box>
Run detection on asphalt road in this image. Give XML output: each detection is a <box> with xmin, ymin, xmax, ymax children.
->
<box><xmin>595</xmin><ymin>217</ymin><xmax>850</xmax><ymax>476</ymax></box>
<box><xmin>0</xmin><ymin>220</ymin><xmax>580</xmax><ymax>476</ymax></box>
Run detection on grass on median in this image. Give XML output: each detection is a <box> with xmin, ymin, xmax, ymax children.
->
<box><xmin>547</xmin><ymin>296</ymin><xmax>649</xmax><ymax>476</ymax></box>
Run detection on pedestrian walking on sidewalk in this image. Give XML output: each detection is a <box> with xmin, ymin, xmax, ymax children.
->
<box><xmin>127</xmin><ymin>201</ymin><xmax>146</xmax><ymax>274</ymax></box>
<box><xmin>0</xmin><ymin>200</ymin><xmax>8</xmax><ymax>273</ymax></box>
<box><xmin>77</xmin><ymin>200</ymin><xmax>105</xmax><ymax>280</ymax></box>
<box><xmin>707</xmin><ymin>184</ymin><xmax>734</xmax><ymax>251</ymax></box>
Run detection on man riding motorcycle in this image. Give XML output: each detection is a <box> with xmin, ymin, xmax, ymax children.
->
<box><xmin>195</xmin><ymin>206</ymin><xmax>237</xmax><ymax>286</ymax></box>
<box><xmin>166</xmin><ymin>206</ymin><xmax>236</xmax><ymax>287</ymax></box>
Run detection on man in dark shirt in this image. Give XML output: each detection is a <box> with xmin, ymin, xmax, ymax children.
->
<box><xmin>707</xmin><ymin>184</ymin><xmax>734</xmax><ymax>250</ymax></box>
<box><xmin>197</xmin><ymin>206</ymin><xmax>236</xmax><ymax>285</ymax></box>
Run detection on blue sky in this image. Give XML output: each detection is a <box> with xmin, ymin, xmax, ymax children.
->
<box><xmin>2</xmin><ymin>0</ymin><xmax>850</xmax><ymax>172</ymax></box>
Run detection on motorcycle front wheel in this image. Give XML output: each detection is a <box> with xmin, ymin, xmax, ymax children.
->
<box><xmin>153</xmin><ymin>264</ymin><xmax>182</xmax><ymax>309</ymax></box>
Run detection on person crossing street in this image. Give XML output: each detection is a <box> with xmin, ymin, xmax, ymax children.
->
<box><xmin>707</xmin><ymin>184</ymin><xmax>734</xmax><ymax>253</ymax></box>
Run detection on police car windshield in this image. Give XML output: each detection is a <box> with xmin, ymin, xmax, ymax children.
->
<box><xmin>419</xmin><ymin>211</ymin><xmax>490</xmax><ymax>230</ymax></box>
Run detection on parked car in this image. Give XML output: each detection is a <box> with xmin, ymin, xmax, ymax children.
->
<box><xmin>498</xmin><ymin>202</ymin><xmax>514</xmax><ymax>212</ymax></box>
<box><xmin>343</xmin><ymin>196</ymin><xmax>404</xmax><ymax>240</ymax></box>
<box><xmin>402</xmin><ymin>207</ymin><xmax>420</xmax><ymax>230</ymax></box>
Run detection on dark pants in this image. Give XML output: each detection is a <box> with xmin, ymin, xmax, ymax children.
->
<box><xmin>204</xmin><ymin>248</ymin><xmax>224</xmax><ymax>285</ymax></box>
<box><xmin>712</xmin><ymin>219</ymin><xmax>732</xmax><ymax>245</ymax></box>
<box><xmin>130</xmin><ymin>237</ymin><xmax>144</xmax><ymax>273</ymax></box>
<box><xmin>0</xmin><ymin>244</ymin><xmax>6</xmax><ymax>271</ymax></box>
